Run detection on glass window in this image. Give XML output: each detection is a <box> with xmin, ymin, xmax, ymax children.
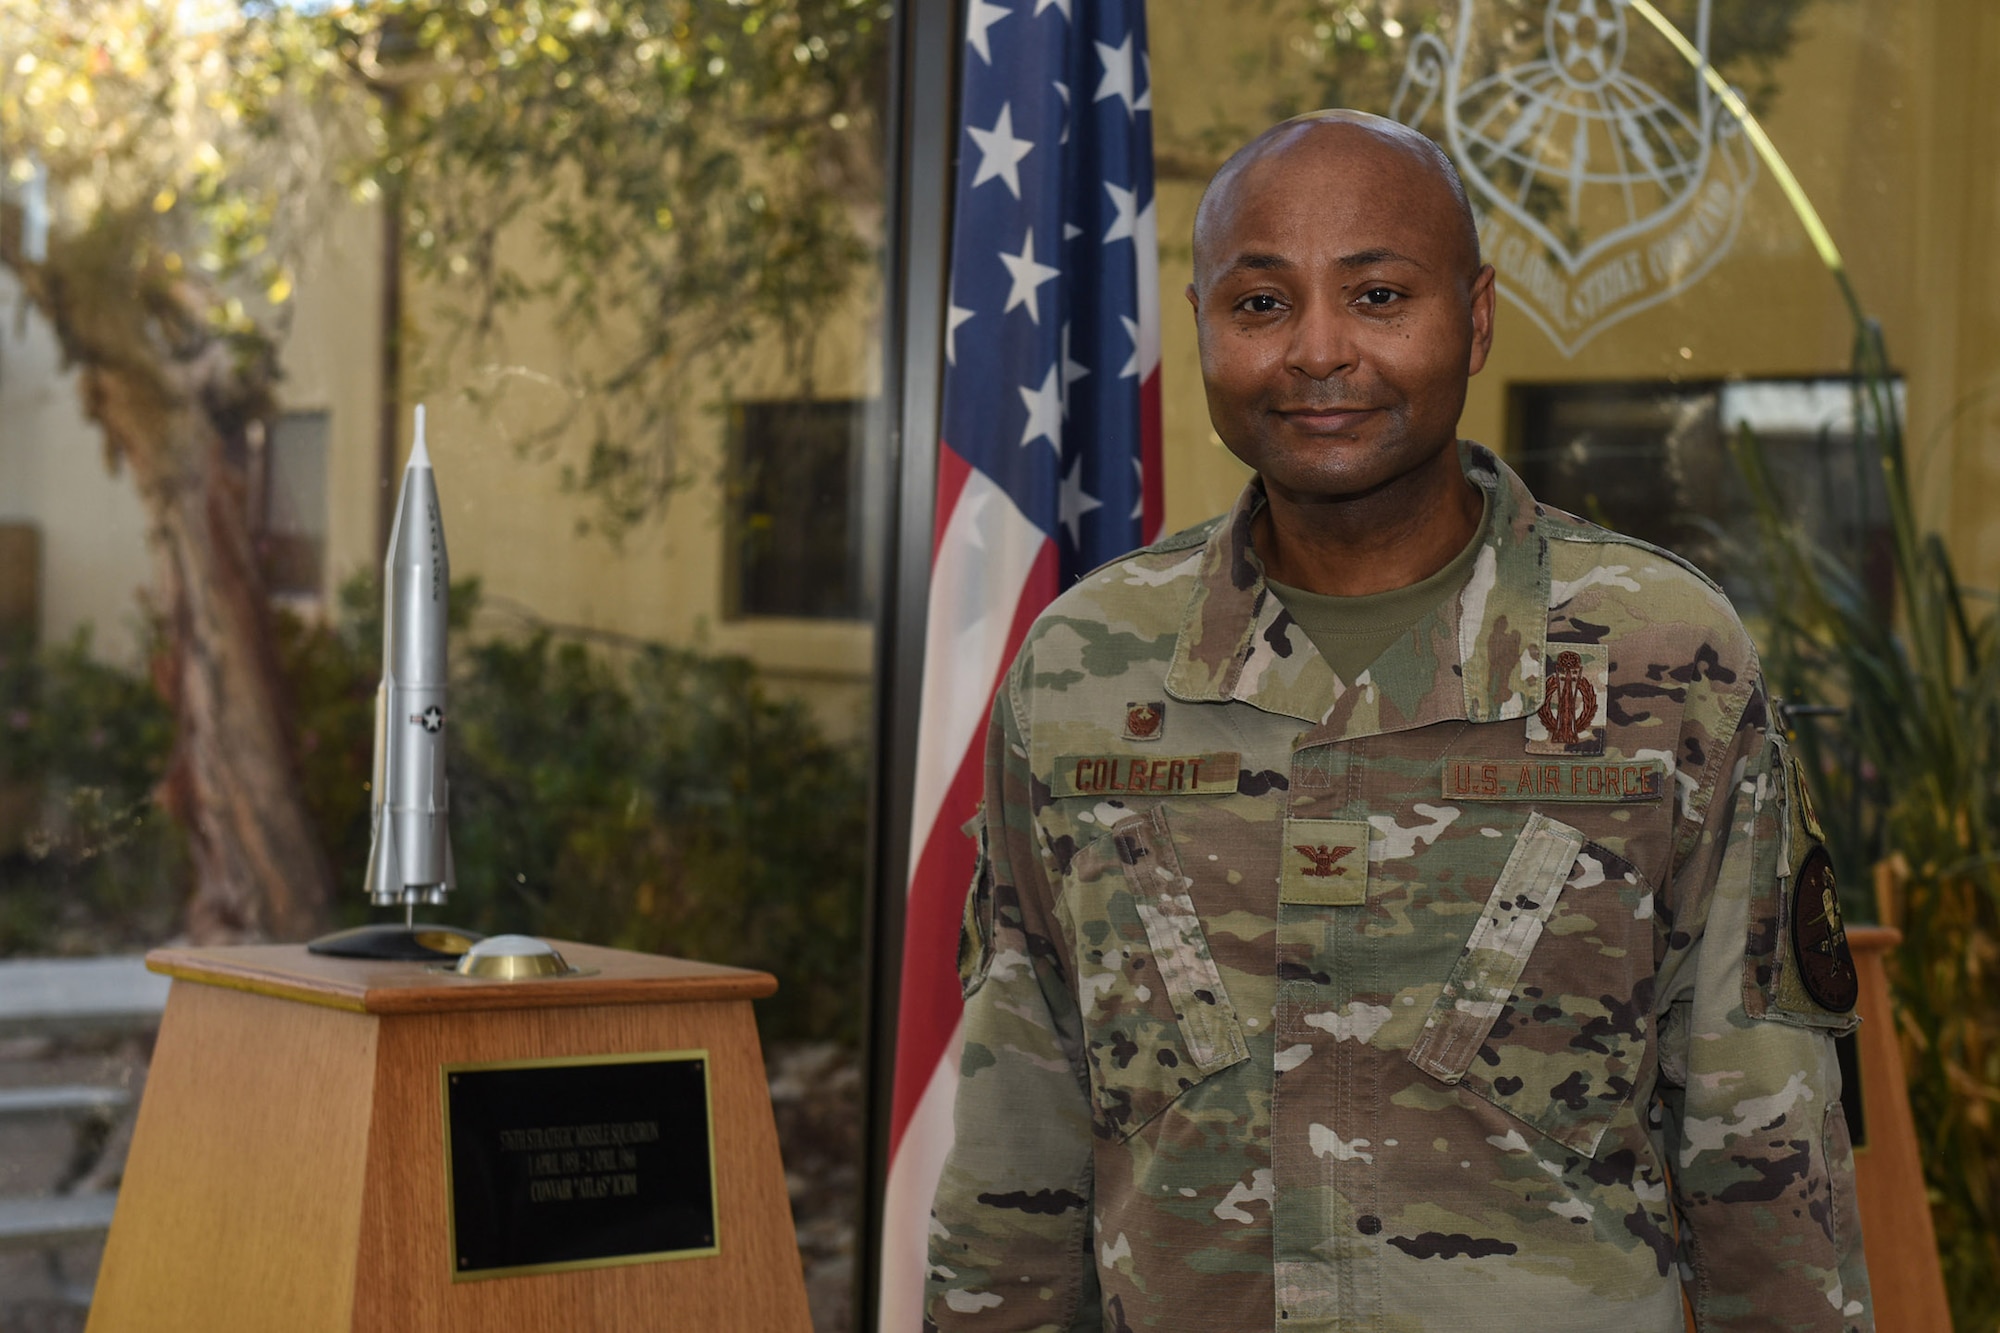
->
<box><xmin>255</xmin><ymin>410</ymin><xmax>331</xmax><ymax>602</ymax></box>
<box><xmin>1</xmin><ymin>3</ymin><xmax>890</xmax><ymax>1327</ymax></box>
<box><xmin>1511</xmin><ymin>376</ymin><xmax>1898</xmax><ymax>609</ymax></box>
<box><xmin>727</xmin><ymin>399</ymin><xmax>871</xmax><ymax>621</ymax></box>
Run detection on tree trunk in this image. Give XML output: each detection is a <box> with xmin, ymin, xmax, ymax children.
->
<box><xmin>4</xmin><ymin>213</ymin><xmax>336</xmax><ymax>943</ymax></box>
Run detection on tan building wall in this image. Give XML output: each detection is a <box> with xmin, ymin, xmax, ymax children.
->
<box><xmin>0</xmin><ymin>272</ymin><xmax>155</xmax><ymax>661</ymax></box>
<box><xmin>9</xmin><ymin>0</ymin><xmax>1993</xmax><ymax>702</ymax></box>
<box><xmin>1151</xmin><ymin>0</ymin><xmax>2000</xmax><ymax>596</ymax></box>
<box><xmin>381</xmin><ymin>224</ymin><xmax>883</xmax><ymax>743</ymax></box>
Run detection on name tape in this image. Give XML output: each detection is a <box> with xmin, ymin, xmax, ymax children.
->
<box><xmin>1443</xmin><ymin>757</ymin><xmax>1665</xmax><ymax>803</ymax></box>
<box><xmin>1053</xmin><ymin>752</ymin><xmax>1241</xmax><ymax>799</ymax></box>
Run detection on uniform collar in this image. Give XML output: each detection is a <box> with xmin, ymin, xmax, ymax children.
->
<box><xmin>1163</xmin><ymin>442</ymin><xmax>1551</xmax><ymax>740</ymax></box>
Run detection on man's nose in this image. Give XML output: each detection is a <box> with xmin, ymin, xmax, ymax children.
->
<box><xmin>1285</xmin><ymin>297</ymin><xmax>1356</xmax><ymax>379</ymax></box>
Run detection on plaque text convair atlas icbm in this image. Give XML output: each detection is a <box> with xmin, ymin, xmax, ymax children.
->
<box><xmin>365</xmin><ymin>405</ymin><xmax>456</xmax><ymax>917</ymax></box>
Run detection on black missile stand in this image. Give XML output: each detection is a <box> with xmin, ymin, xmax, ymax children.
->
<box><xmin>307</xmin><ymin>904</ymin><xmax>484</xmax><ymax>962</ymax></box>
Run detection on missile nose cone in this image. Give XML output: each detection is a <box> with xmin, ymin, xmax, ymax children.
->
<box><xmin>409</xmin><ymin>402</ymin><xmax>432</xmax><ymax>471</ymax></box>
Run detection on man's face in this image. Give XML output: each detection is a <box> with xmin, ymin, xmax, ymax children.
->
<box><xmin>1188</xmin><ymin>124</ymin><xmax>1495</xmax><ymax>507</ymax></box>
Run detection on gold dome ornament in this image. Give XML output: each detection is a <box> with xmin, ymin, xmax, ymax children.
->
<box><xmin>453</xmin><ymin>934</ymin><xmax>577</xmax><ymax>980</ymax></box>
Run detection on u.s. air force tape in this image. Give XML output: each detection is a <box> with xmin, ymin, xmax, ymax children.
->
<box><xmin>1442</xmin><ymin>757</ymin><xmax>1666</xmax><ymax>803</ymax></box>
<box><xmin>1052</xmin><ymin>752</ymin><xmax>1241</xmax><ymax>798</ymax></box>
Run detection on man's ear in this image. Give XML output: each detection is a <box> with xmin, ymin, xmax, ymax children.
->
<box><xmin>1185</xmin><ymin>281</ymin><xmax>1199</xmax><ymax>314</ymax></box>
<box><xmin>1466</xmin><ymin>264</ymin><xmax>1497</xmax><ymax>376</ymax></box>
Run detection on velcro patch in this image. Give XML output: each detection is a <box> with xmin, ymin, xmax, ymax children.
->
<box><xmin>1525</xmin><ymin>646</ymin><xmax>1608</xmax><ymax>755</ymax></box>
<box><xmin>1443</xmin><ymin>757</ymin><xmax>1665</xmax><ymax>803</ymax></box>
<box><xmin>1053</xmin><ymin>752</ymin><xmax>1240</xmax><ymax>798</ymax></box>
<box><xmin>1280</xmin><ymin>820</ymin><xmax>1372</xmax><ymax>906</ymax></box>
<box><xmin>1790</xmin><ymin>845</ymin><xmax>1858</xmax><ymax>1013</ymax></box>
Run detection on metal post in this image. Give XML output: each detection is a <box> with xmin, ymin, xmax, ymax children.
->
<box><xmin>856</xmin><ymin>0</ymin><xmax>960</xmax><ymax>1324</ymax></box>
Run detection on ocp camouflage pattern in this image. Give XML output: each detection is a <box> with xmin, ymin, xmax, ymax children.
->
<box><xmin>926</xmin><ymin>445</ymin><xmax>1871</xmax><ymax>1332</ymax></box>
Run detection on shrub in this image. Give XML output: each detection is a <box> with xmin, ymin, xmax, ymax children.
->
<box><xmin>0</xmin><ymin>583</ymin><xmax>870</xmax><ymax>1049</ymax></box>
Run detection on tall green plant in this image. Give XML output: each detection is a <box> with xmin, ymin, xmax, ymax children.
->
<box><xmin>1733</xmin><ymin>321</ymin><xmax>2000</xmax><ymax>1325</ymax></box>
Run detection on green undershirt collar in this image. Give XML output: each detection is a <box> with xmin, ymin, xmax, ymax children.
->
<box><xmin>1263</xmin><ymin>492</ymin><xmax>1492</xmax><ymax>683</ymax></box>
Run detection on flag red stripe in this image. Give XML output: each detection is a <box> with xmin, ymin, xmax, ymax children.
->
<box><xmin>886</xmin><ymin>536</ymin><xmax>1060</xmax><ymax>1157</ymax></box>
<box><xmin>933</xmin><ymin>442</ymin><xmax>974</xmax><ymax>557</ymax></box>
<box><xmin>1140</xmin><ymin>370</ymin><xmax>1165</xmax><ymax>542</ymax></box>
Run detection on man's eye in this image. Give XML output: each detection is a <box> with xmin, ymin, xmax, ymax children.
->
<box><xmin>1358</xmin><ymin>287</ymin><xmax>1401</xmax><ymax>306</ymax></box>
<box><xmin>1238</xmin><ymin>293</ymin><xmax>1283</xmax><ymax>314</ymax></box>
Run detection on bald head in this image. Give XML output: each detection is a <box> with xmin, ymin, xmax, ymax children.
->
<box><xmin>1191</xmin><ymin>111</ymin><xmax>1480</xmax><ymax>294</ymax></box>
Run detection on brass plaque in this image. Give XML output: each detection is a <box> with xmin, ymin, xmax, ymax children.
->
<box><xmin>442</xmin><ymin>1050</ymin><xmax>718</xmax><ymax>1280</ymax></box>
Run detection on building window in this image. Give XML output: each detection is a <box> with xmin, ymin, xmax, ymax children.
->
<box><xmin>1510</xmin><ymin>377</ymin><xmax>1900</xmax><ymax>611</ymax></box>
<box><xmin>252</xmin><ymin>410</ymin><xmax>330</xmax><ymax>600</ymax></box>
<box><xmin>726</xmin><ymin>399</ymin><xmax>869</xmax><ymax>621</ymax></box>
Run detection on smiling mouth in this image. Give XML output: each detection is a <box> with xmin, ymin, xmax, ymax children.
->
<box><xmin>1277</xmin><ymin>405</ymin><xmax>1377</xmax><ymax>431</ymax></box>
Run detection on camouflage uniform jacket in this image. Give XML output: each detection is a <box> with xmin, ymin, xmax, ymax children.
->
<box><xmin>928</xmin><ymin>444</ymin><xmax>1872</xmax><ymax>1332</ymax></box>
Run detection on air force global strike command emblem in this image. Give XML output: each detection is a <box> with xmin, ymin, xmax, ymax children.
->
<box><xmin>1792</xmin><ymin>846</ymin><xmax>1859</xmax><ymax>1014</ymax></box>
<box><xmin>1392</xmin><ymin>0</ymin><xmax>1758</xmax><ymax>355</ymax></box>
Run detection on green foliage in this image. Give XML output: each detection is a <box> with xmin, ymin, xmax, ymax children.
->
<box><xmin>5</xmin><ymin>0</ymin><xmax>889</xmax><ymax>534</ymax></box>
<box><xmin>0</xmin><ymin>630</ymin><xmax>186</xmax><ymax>955</ymax></box>
<box><xmin>286</xmin><ymin>0</ymin><xmax>892</xmax><ymax>534</ymax></box>
<box><xmin>446</xmin><ymin>631</ymin><xmax>868</xmax><ymax>1042</ymax></box>
<box><xmin>1734</xmin><ymin>323</ymin><xmax>2000</xmax><ymax>1325</ymax></box>
<box><xmin>319</xmin><ymin>573</ymin><xmax>868</xmax><ymax>1045</ymax></box>
<box><xmin>0</xmin><ymin>588</ymin><xmax>868</xmax><ymax>1044</ymax></box>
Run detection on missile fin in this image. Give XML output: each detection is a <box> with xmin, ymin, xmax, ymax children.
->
<box><xmin>365</xmin><ymin>818</ymin><xmax>402</xmax><ymax>905</ymax></box>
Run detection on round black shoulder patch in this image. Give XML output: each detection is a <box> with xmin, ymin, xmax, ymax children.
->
<box><xmin>1792</xmin><ymin>846</ymin><xmax>1858</xmax><ymax>1013</ymax></box>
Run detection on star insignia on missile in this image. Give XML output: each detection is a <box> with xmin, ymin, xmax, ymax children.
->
<box><xmin>420</xmin><ymin>706</ymin><xmax>446</xmax><ymax>733</ymax></box>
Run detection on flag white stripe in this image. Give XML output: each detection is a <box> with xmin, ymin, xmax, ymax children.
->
<box><xmin>876</xmin><ymin>1015</ymin><xmax>966</xmax><ymax>1333</ymax></box>
<box><xmin>905</xmin><ymin>469</ymin><xmax>1049</xmax><ymax>864</ymax></box>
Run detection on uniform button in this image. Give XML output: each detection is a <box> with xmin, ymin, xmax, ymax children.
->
<box><xmin>1356</xmin><ymin>1214</ymin><xmax>1382</xmax><ymax>1235</ymax></box>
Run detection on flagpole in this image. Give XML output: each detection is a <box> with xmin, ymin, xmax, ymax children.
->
<box><xmin>858</xmin><ymin>0</ymin><xmax>962</xmax><ymax>1325</ymax></box>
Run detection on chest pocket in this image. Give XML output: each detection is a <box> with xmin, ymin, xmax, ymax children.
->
<box><xmin>1408</xmin><ymin>811</ymin><xmax>1653</xmax><ymax>1157</ymax></box>
<box><xmin>1059</xmin><ymin>805</ymin><xmax>1249</xmax><ymax>1139</ymax></box>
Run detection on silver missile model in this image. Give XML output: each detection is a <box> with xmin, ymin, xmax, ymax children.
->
<box><xmin>364</xmin><ymin>405</ymin><xmax>455</xmax><ymax>912</ymax></box>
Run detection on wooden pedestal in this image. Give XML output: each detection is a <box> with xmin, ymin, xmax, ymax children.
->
<box><xmin>1846</xmin><ymin>926</ymin><xmax>1951</xmax><ymax>1330</ymax></box>
<box><xmin>85</xmin><ymin>943</ymin><xmax>810</xmax><ymax>1333</ymax></box>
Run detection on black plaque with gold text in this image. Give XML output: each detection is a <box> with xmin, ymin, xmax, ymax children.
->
<box><xmin>442</xmin><ymin>1051</ymin><xmax>717</xmax><ymax>1280</ymax></box>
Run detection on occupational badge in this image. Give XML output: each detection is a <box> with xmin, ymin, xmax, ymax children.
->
<box><xmin>1525</xmin><ymin>646</ymin><xmax>1608</xmax><ymax>754</ymax></box>
<box><xmin>1123</xmin><ymin>701</ymin><xmax>1165</xmax><ymax>742</ymax></box>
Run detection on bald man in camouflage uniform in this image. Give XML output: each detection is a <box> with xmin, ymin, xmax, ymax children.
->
<box><xmin>926</xmin><ymin>112</ymin><xmax>1870</xmax><ymax>1331</ymax></box>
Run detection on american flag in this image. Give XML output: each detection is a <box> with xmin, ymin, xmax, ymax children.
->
<box><xmin>877</xmin><ymin>0</ymin><xmax>1163</xmax><ymax>1323</ymax></box>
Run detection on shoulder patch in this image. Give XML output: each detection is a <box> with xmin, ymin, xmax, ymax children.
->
<box><xmin>1790</xmin><ymin>844</ymin><xmax>1858</xmax><ymax>1013</ymax></box>
<box><xmin>1743</xmin><ymin>734</ymin><xmax>1859</xmax><ymax>1030</ymax></box>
